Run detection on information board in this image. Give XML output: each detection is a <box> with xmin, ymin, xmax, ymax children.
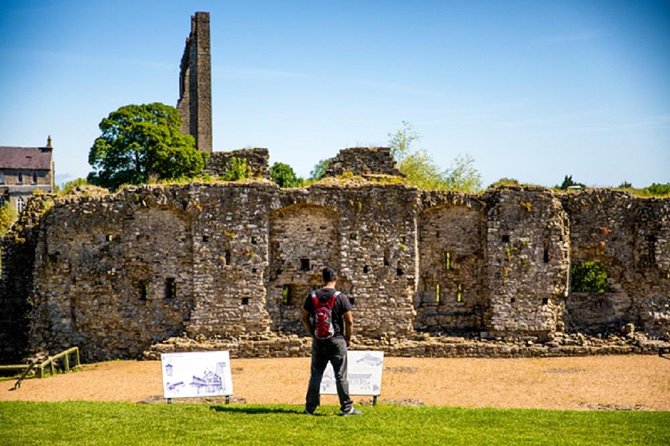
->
<box><xmin>161</xmin><ymin>351</ymin><xmax>233</xmax><ymax>399</ymax></box>
<box><xmin>320</xmin><ymin>350</ymin><xmax>384</xmax><ymax>396</ymax></box>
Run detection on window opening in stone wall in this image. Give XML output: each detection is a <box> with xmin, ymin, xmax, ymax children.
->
<box><xmin>542</xmin><ymin>297</ymin><xmax>549</xmax><ymax>305</ymax></box>
<box><xmin>242</xmin><ymin>297</ymin><xmax>250</xmax><ymax>305</ymax></box>
<box><xmin>281</xmin><ymin>284</ymin><xmax>294</xmax><ymax>305</ymax></box>
<box><xmin>350</xmin><ymin>233</ymin><xmax>357</xmax><ymax>240</ymax></box>
<box><xmin>32</xmin><ymin>173</ymin><xmax>38</xmax><ymax>184</ymax></box>
<box><xmin>502</xmin><ymin>234</ymin><xmax>510</xmax><ymax>243</ymax></box>
<box><xmin>456</xmin><ymin>284</ymin><xmax>463</xmax><ymax>302</ymax></box>
<box><xmin>510</xmin><ymin>297</ymin><xmax>516</xmax><ymax>303</ymax></box>
<box><xmin>349</xmin><ymin>297</ymin><xmax>356</xmax><ymax>306</ymax></box>
<box><xmin>543</xmin><ymin>246</ymin><xmax>550</xmax><ymax>263</ymax></box>
<box><xmin>0</xmin><ymin>172</ymin><xmax>4</xmax><ymax>184</ymax></box>
<box><xmin>396</xmin><ymin>267</ymin><xmax>404</xmax><ymax>276</ymax></box>
<box><xmin>18</xmin><ymin>172</ymin><xmax>23</xmax><ymax>184</ymax></box>
<box><xmin>202</xmin><ymin>235</ymin><xmax>209</xmax><ymax>242</ymax></box>
<box><xmin>445</xmin><ymin>251</ymin><xmax>452</xmax><ymax>271</ymax></box>
<box><xmin>363</xmin><ymin>265</ymin><xmax>369</xmax><ymax>273</ymax></box>
<box><xmin>383</xmin><ymin>256</ymin><xmax>390</xmax><ymax>266</ymax></box>
<box><xmin>225</xmin><ymin>250</ymin><xmax>232</xmax><ymax>265</ymax></box>
<box><xmin>300</xmin><ymin>258</ymin><xmax>310</xmax><ymax>271</ymax></box>
<box><xmin>436</xmin><ymin>284</ymin><xmax>441</xmax><ymax>304</ymax></box>
<box><xmin>436</xmin><ymin>231</ymin><xmax>440</xmax><ymax>238</ymax></box>
<box><xmin>251</xmin><ymin>236</ymin><xmax>258</xmax><ymax>244</ymax></box>
<box><xmin>139</xmin><ymin>283</ymin><xmax>148</xmax><ymax>301</ymax></box>
<box><xmin>165</xmin><ymin>278</ymin><xmax>176</xmax><ymax>299</ymax></box>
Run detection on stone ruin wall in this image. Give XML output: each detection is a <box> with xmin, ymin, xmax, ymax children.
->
<box><xmin>204</xmin><ymin>148</ymin><xmax>270</xmax><ymax>179</ymax></box>
<box><xmin>1</xmin><ymin>176</ymin><xmax>669</xmax><ymax>363</ymax></box>
<box><xmin>326</xmin><ymin>147</ymin><xmax>404</xmax><ymax>178</ymax></box>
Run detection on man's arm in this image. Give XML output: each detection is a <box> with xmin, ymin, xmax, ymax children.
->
<box><xmin>301</xmin><ymin>308</ymin><xmax>312</xmax><ymax>337</ymax></box>
<box><xmin>343</xmin><ymin>311</ymin><xmax>354</xmax><ymax>347</ymax></box>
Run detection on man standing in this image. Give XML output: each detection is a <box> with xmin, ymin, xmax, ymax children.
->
<box><xmin>301</xmin><ymin>267</ymin><xmax>362</xmax><ymax>416</ymax></box>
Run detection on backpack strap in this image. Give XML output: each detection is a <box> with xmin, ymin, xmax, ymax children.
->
<box><xmin>311</xmin><ymin>289</ymin><xmax>337</xmax><ymax>309</ymax></box>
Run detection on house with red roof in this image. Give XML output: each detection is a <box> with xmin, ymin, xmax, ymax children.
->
<box><xmin>0</xmin><ymin>136</ymin><xmax>55</xmax><ymax>212</ymax></box>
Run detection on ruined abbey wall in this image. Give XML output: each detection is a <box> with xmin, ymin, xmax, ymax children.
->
<box><xmin>2</xmin><ymin>171</ymin><xmax>669</xmax><ymax>363</ymax></box>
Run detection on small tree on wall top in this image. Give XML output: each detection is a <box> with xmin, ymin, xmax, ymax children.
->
<box><xmin>87</xmin><ymin>103</ymin><xmax>206</xmax><ymax>190</ymax></box>
<box><xmin>270</xmin><ymin>162</ymin><xmax>303</xmax><ymax>188</ymax></box>
<box><xmin>388</xmin><ymin>121</ymin><xmax>482</xmax><ymax>192</ymax></box>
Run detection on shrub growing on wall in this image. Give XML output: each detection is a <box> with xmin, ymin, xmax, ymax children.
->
<box><xmin>221</xmin><ymin>157</ymin><xmax>252</xmax><ymax>181</ymax></box>
<box><xmin>570</xmin><ymin>260</ymin><xmax>611</xmax><ymax>293</ymax></box>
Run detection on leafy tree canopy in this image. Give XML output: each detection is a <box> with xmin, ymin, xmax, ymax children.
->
<box><xmin>388</xmin><ymin>121</ymin><xmax>482</xmax><ymax>192</ymax></box>
<box><xmin>645</xmin><ymin>182</ymin><xmax>670</xmax><ymax>196</ymax></box>
<box><xmin>87</xmin><ymin>103</ymin><xmax>205</xmax><ymax>190</ymax></box>
<box><xmin>558</xmin><ymin>175</ymin><xmax>585</xmax><ymax>190</ymax></box>
<box><xmin>0</xmin><ymin>201</ymin><xmax>17</xmax><ymax>237</ymax></box>
<box><xmin>270</xmin><ymin>162</ymin><xmax>303</xmax><ymax>188</ymax></box>
<box><xmin>309</xmin><ymin>159</ymin><xmax>331</xmax><ymax>180</ymax></box>
<box><xmin>571</xmin><ymin>260</ymin><xmax>611</xmax><ymax>293</ymax></box>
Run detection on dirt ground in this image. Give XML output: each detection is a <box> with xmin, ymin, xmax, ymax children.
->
<box><xmin>1</xmin><ymin>355</ymin><xmax>669</xmax><ymax>411</ymax></box>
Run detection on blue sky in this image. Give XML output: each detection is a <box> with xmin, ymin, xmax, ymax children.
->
<box><xmin>1</xmin><ymin>0</ymin><xmax>668</xmax><ymax>188</ymax></box>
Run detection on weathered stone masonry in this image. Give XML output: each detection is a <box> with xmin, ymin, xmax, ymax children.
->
<box><xmin>2</xmin><ymin>172</ymin><xmax>668</xmax><ymax>363</ymax></box>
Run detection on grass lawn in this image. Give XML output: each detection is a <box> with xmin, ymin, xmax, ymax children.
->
<box><xmin>1</xmin><ymin>401</ymin><xmax>669</xmax><ymax>445</ymax></box>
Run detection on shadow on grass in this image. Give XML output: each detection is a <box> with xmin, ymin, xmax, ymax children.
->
<box><xmin>209</xmin><ymin>405</ymin><xmax>310</xmax><ymax>415</ymax></box>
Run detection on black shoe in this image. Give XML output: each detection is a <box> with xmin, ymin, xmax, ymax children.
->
<box><xmin>304</xmin><ymin>409</ymin><xmax>315</xmax><ymax>415</ymax></box>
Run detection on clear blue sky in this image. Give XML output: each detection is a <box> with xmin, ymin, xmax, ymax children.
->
<box><xmin>1</xmin><ymin>0</ymin><xmax>668</xmax><ymax>188</ymax></box>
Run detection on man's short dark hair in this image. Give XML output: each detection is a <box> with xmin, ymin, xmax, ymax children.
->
<box><xmin>323</xmin><ymin>267</ymin><xmax>337</xmax><ymax>283</ymax></box>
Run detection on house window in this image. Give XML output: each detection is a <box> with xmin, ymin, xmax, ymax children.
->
<box><xmin>32</xmin><ymin>172</ymin><xmax>38</xmax><ymax>184</ymax></box>
<box><xmin>165</xmin><ymin>278</ymin><xmax>176</xmax><ymax>299</ymax></box>
<box><xmin>0</xmin><ymin>172</ymin><xmax>4</xmax><ymax>184</ymax></box>
<box><xmin>18</xmin><ymin>172</ymin><xmax>23</xmax><ymax>184</ymax></box>
<box><xmin>17</xmin><ymin>197</ymin><xmax>25</xmax><ymax>213</ymax></box>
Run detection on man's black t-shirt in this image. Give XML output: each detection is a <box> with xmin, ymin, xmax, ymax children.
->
<box><xmin>303</xmin><ymin>287</ymin><xmax>353</xmax><ymax>337</ymax></box>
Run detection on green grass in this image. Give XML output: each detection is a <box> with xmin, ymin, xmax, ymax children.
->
<box><xmin>1</xmin><ymin>402</ymin><xmax>668</xmax><ymax>446</ymax></box>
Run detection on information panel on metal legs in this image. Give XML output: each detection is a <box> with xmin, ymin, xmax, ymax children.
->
<box><xmin>161</xmin><ymin>351</ymin><xmax>234</xmax><ymax>399</ymax></box>
<box><xmin>320</xmin><ymin>350</ymin><xmax>384</xmax><ymax>396</ymax></box>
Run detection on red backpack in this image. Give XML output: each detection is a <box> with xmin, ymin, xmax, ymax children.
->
<box><xmin>311</xmin><ymin>290</ymin><xmax>340</xmax><ymax>339</ymax></box>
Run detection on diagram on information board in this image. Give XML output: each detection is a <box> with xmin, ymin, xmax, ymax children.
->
<box><xmin>161</xmin><ymin>351</ymin><xmax>233</xmax><ymax>399</ymax></box>
<box><xmin>320</xmin><ymin>350</ymin><xmax>384</xmax><ymax>396</ymax></box>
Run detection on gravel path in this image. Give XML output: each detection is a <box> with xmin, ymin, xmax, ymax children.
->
<box><xmin>1</xmin><ymin>355</ymin><xmax>669</xmax><ymax>410</ymax></box>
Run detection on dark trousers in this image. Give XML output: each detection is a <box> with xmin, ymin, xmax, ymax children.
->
<box><xmin>305</xmin><ymin>336</ymin><xmax>353</xmax><ymax>413</ymax></box>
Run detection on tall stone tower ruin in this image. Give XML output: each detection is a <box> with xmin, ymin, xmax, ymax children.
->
<box><xmin>177</xmin><ymin>12</ymin><xmax>212</xmax><ymax>154</ymax></box>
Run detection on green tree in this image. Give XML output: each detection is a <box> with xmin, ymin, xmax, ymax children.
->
<box><xmin>270</xmin><ymin>162</ymin><xmax>303</xmax><ymax>188</ymax></box>
<box><xmin>87</xmin><ymin>103</ymin><xmax>205</xmax><ymax>190</ymax></box>
<box><xmin>645</xmin><ymin>182</ymin><xmax>670</xmax><ymax>196</ymax></box>
<box><xmin>0</xmin><ymin>201</ymin><xmax>17</xmax><ymax>237</ymax></box>
<box><xmin>571</xmin><ymin>260</ymin><xmax>611</xmax><ymax>293</ymax></box>
<box><xmin>558</xmin><ymin>175</ymin><xmax>585</xmax><ymax>190</ymax></box>
<box><xmin>309</xmin><ymin>159</ymin><xmax>331</xmax><ymax>180</ymax></box>
<box><xmin>388</xmin><ymin>122</ymin><xmax>482</xmax><ymax>192</ymax></box>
